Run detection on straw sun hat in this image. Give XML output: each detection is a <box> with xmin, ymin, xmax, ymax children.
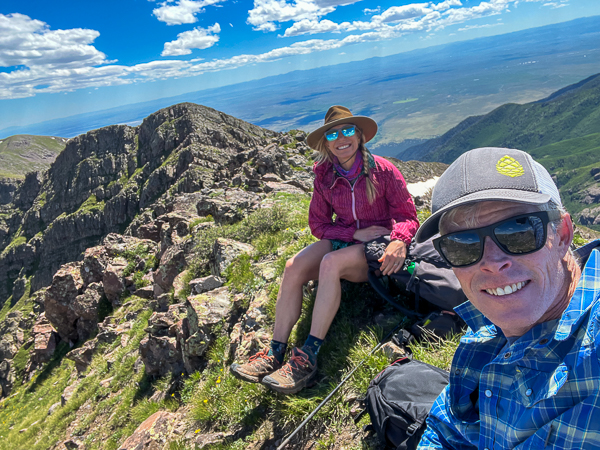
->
<box><xmin>306</xmin><ymin>105</ymin><xmax>378</xmax><ymax>150</ymax></box>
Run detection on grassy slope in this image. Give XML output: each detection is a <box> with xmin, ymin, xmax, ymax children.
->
<box><xmin>0</xmin><ymin>135</ymin><xmax>67</xmax><ymax>179</ymax></box>
<box><xmin>0</xmin><ymin>193</ymin><xmax>458</xmax><ymax>450</ymax></box>
<box><xmin>421</xmin><ymin>73</ymin><xmax>600</xmax><ymax>164</ymax></box>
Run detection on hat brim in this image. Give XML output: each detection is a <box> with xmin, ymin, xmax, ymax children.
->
<box><xmin>415</xmin><ymin>189</ymin><xmax>552</xmax><ymax>243</ymax></box>
<box><xmin>306</xmin><ymin>116</ymin><xmax>377</xmax><ymax>149</ymax></box>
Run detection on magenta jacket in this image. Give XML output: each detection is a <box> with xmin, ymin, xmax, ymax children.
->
<box><xmin>308</xmin><ymin>154</ymin><xmax>419</xmax><ymax>245</ymax></box>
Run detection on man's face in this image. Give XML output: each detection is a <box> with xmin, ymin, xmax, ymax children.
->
<box><xmin>442</xmin><ymin>201</ymin><xmax>571</xmax><ymax>337</ymax></box>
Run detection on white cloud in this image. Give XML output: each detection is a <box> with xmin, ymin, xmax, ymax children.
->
<box><xmin>153</xmin><ymin>0</ymin><xmax>224</xmax><ymax>26</ymax></box>
<box><xmin>542</xmin><ymin>1</ymin><xmax>568</xmax><ymax>8</ymax></box>
<box><xmin>0</xmin><ymin>13</ymin><xmax>108</xmax><ymax>68</ymax></box>
<box><xmin>0</xmin><ymin>1</ymin><xmax>561</xmax><ymax>100</ymax></box>
<box><xmin>431</xmin><ymin>0</ymin><xmax>462</xmax><ymax>11</ymax></box>
<box><xmin>363</xmin><ymin>7</ymin><xmax>381</xmax><ymax>15</ymax></box>
<box><xmin>313</xmin><ymin>0</ymin><xmax>361</xmax><ymax>6</ymax></box>
<box><xmin>162</xmin><ymin>23</ymin><xmax>221</xmax><ymax>56</ymax></box>
<box><xmin>458</xmin><ymin>22</ymin><xmax>504</xmax><ymax>30</ymax></box>
<box><xmin>371</xmin><ymin>4</ymin><xmax>431</xmax><ymax>24</ymax></box>
<box><xmin>247</xmin><ymin>0</ymin><xmax>335</xmax><ymax>31</ymax></box>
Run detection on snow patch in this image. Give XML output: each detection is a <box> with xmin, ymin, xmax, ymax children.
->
<box><xmin>406</xmin><ymin>177</ymin><xmax>439</xmax><ymax>197</ymax></box>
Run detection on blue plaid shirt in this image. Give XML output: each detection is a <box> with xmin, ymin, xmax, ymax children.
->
<box><xmin>419</xmin><ymin>241</ymin><xmax>600</xmax><ymax>449</ymax></box>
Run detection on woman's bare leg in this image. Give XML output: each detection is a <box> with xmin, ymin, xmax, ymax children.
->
<box><xmin>309</xmin><ymin>244</ymin><xmax>368</xmax><ymax>339</ymax></box>
<box><xmin>272</xmin><ymin>239</ymin><xmax>333</xmax><ymax>343</ymax></box>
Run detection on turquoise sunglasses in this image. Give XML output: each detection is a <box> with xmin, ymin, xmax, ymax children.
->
<box><xmin>325</xmin><ymin>125</ymin><xmax>356</xmax><ymax>142</ymax></box>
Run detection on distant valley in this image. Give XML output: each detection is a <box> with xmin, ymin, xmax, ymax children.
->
<box><xmin>1</xmin><ymin>16</ymin><xmax>599</xmax><ymax>157</ymax></box>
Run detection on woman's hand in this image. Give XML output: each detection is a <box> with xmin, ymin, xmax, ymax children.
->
<box><xmin>353</xmin><ymin>226</ymin><xmax>390</xmax><ymax>243</ymax></box>
<box><xmin>378</xmin><ymin>240</ymin><xmax>407</xmax><ymax>276</ymax></box>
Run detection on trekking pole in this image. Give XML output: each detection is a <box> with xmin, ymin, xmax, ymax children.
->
<box><xmin>276</xmin><ymin>320</ymin><xmax>404</xmax><ymax>450</ymax></box>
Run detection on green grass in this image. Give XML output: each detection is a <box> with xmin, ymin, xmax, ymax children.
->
<box><xmin>0</xmin><ymin>235</ymin><xmax>26</xmax><ymax>258</ymax></box>
<box><xmin>76</xmin><ymin>194</ymin><xmax>105</xmax><ymax>214</ymax></box>
<box><xmin>0</xmin><ymin>301</ymin><xmax>159</xmax><ymax>450</ymax></box>
<box><xmin>0</xmin><ymin>135</ymin><xmax>66</xmax><ymax>179</ymax></box>
<box><xmin>0</xmin><ymin>187</ymin><xmax>469</xmax><ymax>449</ymax></box>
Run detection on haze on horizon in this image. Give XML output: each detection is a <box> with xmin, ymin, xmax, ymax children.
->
<box><xmin>1</xmin><ymin>0</ymin><xmax>599</xmax><ymax>135</ymax></box>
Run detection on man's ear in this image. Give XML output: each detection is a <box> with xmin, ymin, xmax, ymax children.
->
<box><xmin>556</xmin><ymin>213</ymin><xmax>574</xmax><ymax>254</ymax></box>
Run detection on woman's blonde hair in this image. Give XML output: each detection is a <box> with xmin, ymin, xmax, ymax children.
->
<box><xmin>314</xmin><ymin>126</ymin><xmax>378</xmax><ymax>204</ymax></box>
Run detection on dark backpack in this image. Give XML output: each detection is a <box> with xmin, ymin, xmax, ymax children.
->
<box><xmin>364</xmin><ymin>357</ymin><xmax>449</xmax><ymax>450</ymax></box>
<box><xmin>365</xmin><ymin>236</ymin><xmax>467</xmax><ymax>318</ymax></box>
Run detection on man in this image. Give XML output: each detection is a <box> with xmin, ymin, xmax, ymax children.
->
<box><xmin>414</xmin><ymin>147</ymin><xmax>600</xmax><ymax>449</ymax></box>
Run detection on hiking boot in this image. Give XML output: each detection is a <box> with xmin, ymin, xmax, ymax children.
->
<box><xmin>261</xmin><ymin>347</ymin><xmax>317</xmax><ymax>394</ymax></box>
<box><xmin>230</xmin><ymin>349</ymin><xmax>282</xmax><ymax>383</ymax></box>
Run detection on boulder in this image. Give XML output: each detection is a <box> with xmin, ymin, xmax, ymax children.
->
<box><xmin>578</xmin><ymin>206</ymin><xmax>600</xmax><ymax>227</ymax></box>
<box><xmin>209</xmin><ymin>238</ymin><xmax>255</xmax><ymax>278</ymax></box>
<box><xmin>139</xmin><ymin>304</ymin><xmax>187</xmax><ymax>377</ymax></box>
<box><xmin>0</xmin><ymin>359</ymin><xmax>16</xmax><ymax>397</ymax></box>
<box><xmin>153</xmin><ymin>239</ymin><xmax>191</xmax><ymax>296</ymax></box>
<box><xmin>133</xmin><ymin>285</ymin><xmax>154</xmax><ymax>299</ymax></box>
<box><xmin>119</xmin><ymin>411</ymin><xmax>179</xmax><ymax>450</ymax></box>
<box><xmin>65</xmin><ymin>340</ymin><xmax>97</xmax><ymax>373</ymax></box>
<box><xmin>103</xmin><ymin>258</ymin><xmax>128</xmax><ymax>306</ymax></box>
<box><xmin>181</xmin><ymin>287</ymin><xmax>234</xmax><ymax>373</ymax></box>
<box><xmin>30</xmin><ymin>313</ymin><xmax>59</xmax><ymax>365</ymax></box>
<box><xmin>0</xmin><ymin>310</ymin><xmax>25</xmax><ymax>361</ymax></box>
<box><xmin>44</xmin><ymin>262</ymin><xmax>86</xmax><ymax>342</ymax></box>
<box><xmin>144</xmin><ymin>304</ymin><xmax>187</xmax><ymax>337</ymax></box>
<box><xmin>81</xmin><ymin>246</ymin><xmax>109</xmax><ymax>286</ymax></box>
<box><xmin>196</xmin><ymin>189</ymin><xmax>261</xmax><ymax>225</ymax></box>
<box><xmin>103</xmin><ymin>233</ymin><xmax>158</xmax><ymax>258</ymax></box>
<box><xmin>189</xmin><ymin>275</ymin><xmax>223</xmax><ymax>295</ymax></box>
<box><xmin>581</xmin><ymin>186</ymin><xmax>600</xmax><ymax>205</ymax></box>
<box><xmin>138</xmin><ymin>335</ymin><xmax>182</xmax><ymax>378</ymax></box>
<box><xmin>71</xmin><ymin>282</ymin><xmax>104</xmax><ymax>342</ymax></box>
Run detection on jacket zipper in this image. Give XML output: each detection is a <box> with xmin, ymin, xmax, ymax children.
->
<box><xmin>330</xmin><ymin>176</ymin><xmax>360</xmax><ymax>230</ymax></box>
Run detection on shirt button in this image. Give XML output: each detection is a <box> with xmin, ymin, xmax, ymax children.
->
<box><xmin>455</xmin><ymin>369</ymin><xmax>461</xmax><ymax>375</ymax></box>
<box><xmin>526</xmin><ymin>388</ymin><xmax>533</xmax><ymax>397</ymax></box>
<box><xmin>504</xmin><ymin>352</ymin><xmax>511</xmax><ymax>359</ymax></box>
<box><xmin>485</xmin><ymin>389</ymin><xmax>492</xmax><ymax>398</ymax></box>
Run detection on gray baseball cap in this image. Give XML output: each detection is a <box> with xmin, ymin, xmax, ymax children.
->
<box><xmin>415</xmin><ymin>147</ymin><xmax>563</xmax><ymax>243</ymax></box>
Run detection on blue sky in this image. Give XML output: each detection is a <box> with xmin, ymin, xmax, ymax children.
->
<box><xmin>1</xmin><ymin>0</ymin><xmax>598</xmax><ymax>131</ymax></box>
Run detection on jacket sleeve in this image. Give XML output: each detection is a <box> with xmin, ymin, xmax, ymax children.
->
<box><xmin>308</xmin><ymin>176</ymin><xmax>357</xmax><ymax>242</ymax></box>
<box><xmin>417</xmin><ymin>387</ymin><xmax>478</xmax><ymax>450</ymax></box>
<box><xmin>385</xmin><ymin>167</ymin><xmax>419</xmax><ymax>244</ymax></box>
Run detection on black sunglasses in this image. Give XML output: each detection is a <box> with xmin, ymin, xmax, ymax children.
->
<box><xmin>433</xmin><ymin>210</ymin><xmax>562</xmax><ymax>268</ymax></box>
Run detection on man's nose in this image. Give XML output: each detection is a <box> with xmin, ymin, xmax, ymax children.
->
<box><xmin>479</xmin><ymin>236</ymin><xmax>512</xmax><ymax>273</ymax></box>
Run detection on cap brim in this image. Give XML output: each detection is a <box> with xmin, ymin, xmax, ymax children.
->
<box><xmin>415</xmin><ymin>189</ymin><xmax>552</xmax><ymax>243</ymax></box>
<box><xmin>306</xmin><ymin>116</ymin><xmax>377</xmax><ymax>149</ymax></box>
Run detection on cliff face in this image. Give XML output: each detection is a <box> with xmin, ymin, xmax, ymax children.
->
<box><xmin>0</xmin><ymin>103</ymin><xmax>297</xmax><ymax>308</ymax></box>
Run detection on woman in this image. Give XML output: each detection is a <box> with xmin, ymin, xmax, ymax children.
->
<box><xmin>231</xmin><ymin>105</ymin><xmax>419</xmax><ymax>394</ymax></box>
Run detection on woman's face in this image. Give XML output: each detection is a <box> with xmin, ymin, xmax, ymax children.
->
<box><xmin>325</xmin><ymin>123</ymin><xmax>361</xmax><ymax>166</ymax></box>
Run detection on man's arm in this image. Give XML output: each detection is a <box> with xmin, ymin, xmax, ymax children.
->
<box><xmin>417</xmin><ymin>387</ymin><xmax>478</xmax><ymax>450</ymax></box>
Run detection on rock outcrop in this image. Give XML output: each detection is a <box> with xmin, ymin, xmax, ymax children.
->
<box><xmin>0</xmin><ymin>103</ymin><xmax>314</xmax><ymax>309</ymax></box>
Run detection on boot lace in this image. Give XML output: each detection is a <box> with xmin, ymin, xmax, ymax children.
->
<box><xmin>281</xmin><ymin>351</ymin><xmax>308</xmax><ymax>377</ymax></box>
<box><xmin>248</xmin><ymin>349</ymin><xmax>272</xmax><ymax>366</ymax></box>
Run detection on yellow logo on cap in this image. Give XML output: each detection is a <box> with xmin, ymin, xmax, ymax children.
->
<box><xmin>496</xmin><ymin>155</ymin><xmax>524</xmax><ymax>178</ymax></box>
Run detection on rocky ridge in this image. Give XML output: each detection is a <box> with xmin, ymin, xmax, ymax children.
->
<box><xmin>0</xmin><ymin>103</ymin><xmax>315</xmax><ymax>308</ymax></box>
<box><xmin>0</xmin><ymin>102</ymin><xmax>444</xmax><ymax>449</ymax></box>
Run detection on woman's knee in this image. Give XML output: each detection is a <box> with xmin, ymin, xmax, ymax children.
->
<box><xmin>319</xmin><ymin>246</ymin><xmax>367</xmax><ymax>279</ymax></box>
<box><xmin>284</xmin><ymin>241</ymin><xmax>330</xmax><ymax>277</ymax></box>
